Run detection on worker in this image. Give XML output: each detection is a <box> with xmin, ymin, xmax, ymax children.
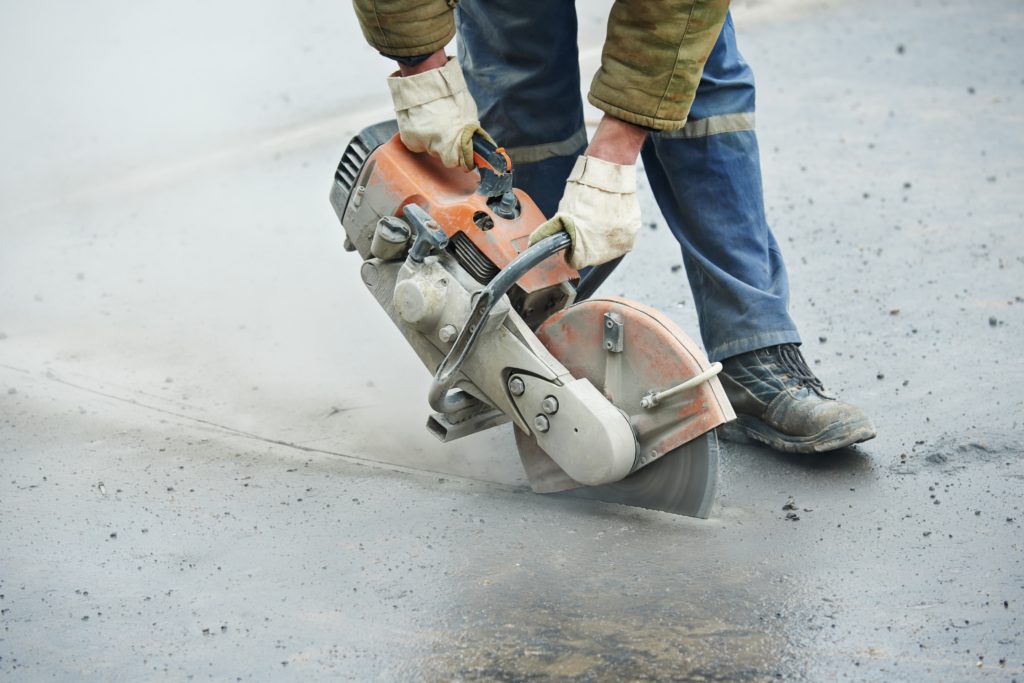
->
<box><xmin>351</xmin><ymin>0</ymin><xmax>876</xmax><ymax>453</ymax></box>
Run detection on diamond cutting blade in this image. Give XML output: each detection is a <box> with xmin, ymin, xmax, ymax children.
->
<box><xmin>513</xmin><ymin>297</ymin><xmax>732</xmax><ymax>518</ymax></box>
<box><xmin>560</xmin><ymin>431</ymin><xmax>719</xmax><ymax>518</ymax></box>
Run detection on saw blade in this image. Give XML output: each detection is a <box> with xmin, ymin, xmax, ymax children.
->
<box><xmin>514</xmin><ymin>297</ymin><xmax>731</xmax><ymax>518</ymax></box>
<box><xmin>560</xmin><ymin>431</ymin><xmax>719</xmax><ymax>518</ymax></box>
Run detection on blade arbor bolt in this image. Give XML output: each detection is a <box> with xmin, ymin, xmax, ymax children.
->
<box><xmin>508</xmin><ymin>376</ymin><xmax>525</xmax><ymax>396</ymax></box>
<box><xmin>541</xmin><ymin>396</ymin><xmax>559</xmax><ymax>415</ymax></box>
<box><xmin>533</xmin><ymin>415</ymin><xmax>550</xmax><ymax>433</ymax></box>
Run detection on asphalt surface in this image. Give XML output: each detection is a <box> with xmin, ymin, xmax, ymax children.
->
<box><xmin>2</xmin><ymin>0</ymin><xmax>1022</xmax><ymax>681</ymax></box>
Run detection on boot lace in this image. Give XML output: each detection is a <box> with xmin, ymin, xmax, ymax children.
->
<box><xmin>775</xmin><ymin>344</ymin><xmax>828</xmax><ymax>398</ymax></box>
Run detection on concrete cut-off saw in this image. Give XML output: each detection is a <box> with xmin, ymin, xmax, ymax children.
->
<box><xmin>329</xmin><ymin>121</ymin><xmax>735</xmax><ymax>518</ymax></box>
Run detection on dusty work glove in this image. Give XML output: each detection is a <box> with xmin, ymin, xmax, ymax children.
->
<box><xmin>386</xmin><ymin>57</ymin><xmax>491</xmax><ymax>171</ymax></box>
<box><xmin>528</xmin><ymin>155</ymin><xmax>641</xmax><ymax>270</ymax></box>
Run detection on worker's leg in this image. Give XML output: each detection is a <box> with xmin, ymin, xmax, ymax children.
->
<box><xmin>642</xmin><ymin>14</ymin><xmax>875</xmax><ymax>452</ymax></box>
<box><xmin>641</xmin><ymin>13</ymin><xmax>799</xmax><ymax>362</ymax></box>
<box><xmin>455</xmin><ymin>0</ymin><xmax>585</xmax><ymax>217</ymax></box>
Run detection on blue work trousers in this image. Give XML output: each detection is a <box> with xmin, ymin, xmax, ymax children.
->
<box><xmin>456</xmin><ymin>3</ymin><xmax>801</xmax><ymax>361</ymax></box>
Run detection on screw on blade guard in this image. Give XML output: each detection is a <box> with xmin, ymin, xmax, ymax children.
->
<box><xmin>329</xmin><ymin>120</ymin><xmax>735</xmax><ymax>518</ymax></box>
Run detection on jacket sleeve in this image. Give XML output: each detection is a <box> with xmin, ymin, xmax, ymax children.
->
<box><xmin>351</xmin><ymin>0</ymin><xmax>457</xmax><ymax>58</ymax></box>
<box><xmin>589</xmin><ymin>0</ymin><xmax>730</xmax><ymax>131</ymax></box>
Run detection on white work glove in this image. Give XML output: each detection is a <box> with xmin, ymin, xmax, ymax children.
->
<box><xmin>386</xmin><ymin>57</ymin><xmax>491</xmax><ymax>171</ymax></box>
<box><xmin>528</xmin><ymin>155</ymin><xmax>641</xmax><ymax>270</ymax></box>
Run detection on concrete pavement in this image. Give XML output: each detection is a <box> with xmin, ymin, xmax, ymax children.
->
<box><xmin>1</xmin><ymin>0</ymin><xmax>1022</xmax><ymax>680</ymax></box>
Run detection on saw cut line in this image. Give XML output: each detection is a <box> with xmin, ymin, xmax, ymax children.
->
<box><xmin>24</xmin><ymin>366</ymin><xmax>525</xmax><ymax>494</ymax></box>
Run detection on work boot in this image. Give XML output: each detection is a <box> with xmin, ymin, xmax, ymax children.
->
<box><xmin>717</xmin><ymin>344</ymin><xmax>876</xmax><ymax>453</ymax></box>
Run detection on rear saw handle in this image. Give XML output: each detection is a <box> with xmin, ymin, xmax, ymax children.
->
<box><xmin>470</xmin><ymin>134</ymin><xmax>518</xmax><ymax>218</ymax></box>
<box><xmin>471</xmin><ymin>135</ymin><xmax>512</xmax><ymax>195</ymax></box>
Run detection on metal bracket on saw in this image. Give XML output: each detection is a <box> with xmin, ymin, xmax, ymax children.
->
<box><xmin>426</xmin><ymin>407</ymin><xmax>510</xmax><ymax>443</ymax></box>
<box><xmin>426</xmin><ymin>230</ymin><xmax>573</xmax><ymax>414</ymax></box>
<box><xmin>603</xmin><ymin>312</ymin><xmax>624</xmax><ymax>353</ymax></box>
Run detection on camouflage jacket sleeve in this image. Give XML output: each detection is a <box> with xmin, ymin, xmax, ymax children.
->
<box><xmin>589</xmin><ymin>0</ymin><xmax>730</xmax><ymax>131</ymax></box>
<box><xmin>352</xmin><ymin>0</ymin><xmax>727</xmax><ymax>131</ymax></box>
<box><xmin>351</xmin><ymin>0</ymin><xmax>457</xmax><ymax>58</ymax></box>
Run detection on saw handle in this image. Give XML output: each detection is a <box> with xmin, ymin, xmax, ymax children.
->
<box><xmin>471</xmin><ymin>134</ymin><xmax>516</xmax><ymax>215</ymax></box>
<box><xmin>471</xmin><ymin>135</ymin><xmax>511</xmax><ymax>179</ymax></box>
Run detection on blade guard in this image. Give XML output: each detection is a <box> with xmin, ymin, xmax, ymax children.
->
<box><xmin>515</xmin><ymin>297</ymin><xmax>735</xmax><ymax>493</ymax></box>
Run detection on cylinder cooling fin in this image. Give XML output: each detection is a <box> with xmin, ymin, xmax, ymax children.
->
<box><xmin>335</xmin><ymin>137</ymin><xmax>369</xmax><ymax>198</ymax></box>
<box><xmin>332</xmin><ymin>120</ymin><xmax>400</xmax><ymax>214</ymax></box>
<box><xmin>448</xmin><ymin>231</ymin><xmax>500</xmax><ymax>284</ymax></box>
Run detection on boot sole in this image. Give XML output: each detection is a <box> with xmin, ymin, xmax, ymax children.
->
<box><xmin>719</xmin><ymin>415</ymin><xmax>876</xmax><ymax>454</ymax></box>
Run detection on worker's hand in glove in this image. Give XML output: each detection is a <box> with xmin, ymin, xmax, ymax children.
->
<box><xmin>387</xmin><ymin>56</ymin><xmax>491</xmax><ymax>171</ymax></box>
<box><xmin>528</xmin><ymin>155</ymin><xmax>641</xmax><ymax>270</ymax></box>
